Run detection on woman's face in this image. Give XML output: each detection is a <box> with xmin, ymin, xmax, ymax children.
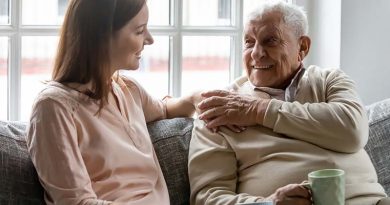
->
<box><xmin>243</xmin><ymin>12</ymin><xmax>302</xmax><ymax>89</ymax></box>
<box><xmin>110</xmin><ymin>4</ymin><xmax>153</xmax><ymax>71</ymax></box>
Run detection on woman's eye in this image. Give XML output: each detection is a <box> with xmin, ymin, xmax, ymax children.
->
<box><xmin>136</xmin><ymin>27</ymin><xmax>145</xmax><ymax>35</ymax></box>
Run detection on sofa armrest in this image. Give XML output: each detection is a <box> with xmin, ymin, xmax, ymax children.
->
<box><xmin>365</xmin><ymin>98</ymin><xmax>390</xmax><ymax>195</ymax></box>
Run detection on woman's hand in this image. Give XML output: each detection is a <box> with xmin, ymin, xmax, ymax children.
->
<box><xmin>266</xmin><ymin>184</ymin><xmax>312</xmax><ymax>205</ymax></box>
<box><xmin>197</xmin><ymin>90</ymin><xmax>271</xmax><ymax>129</ymax></box>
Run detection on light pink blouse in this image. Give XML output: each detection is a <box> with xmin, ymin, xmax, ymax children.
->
<box><xmin>26</xmin><ymin>76</ymin><xmax>170</xmax><ymax>205</ymax></box>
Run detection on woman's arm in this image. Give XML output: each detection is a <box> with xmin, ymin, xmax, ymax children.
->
<box><xmin>120</xmin><ymin>75</ymin><xmax>200</xmax><ymax>121</ymax></box>
<box><xmin>165</xmin><ymin>91</ymin><xmax>202</xmax><ymax>118</ymax></box>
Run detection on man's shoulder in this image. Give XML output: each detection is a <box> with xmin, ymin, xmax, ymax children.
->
<box><xmin>232</xmin><ymin>75</ymin><xmax>249</xmax><ymax>86</ymax></box>
<box><xmin>306</xmin><ymin>65</ymin><xmax>345</xmax><ymax>78</ymax></box>
<box><xmin>303</xmin><ymin>65</ymin><xmax>350</xmax><ymax>86</ymax></box>
<box><xmin>228</xmin><ymin>76</ymin><xmax>257</xmax><ymax>95</ymax></box>
<box><xmin>298</xmin><ymin>65</ymin><xmax>353</xmax><ymax>98</ymax></box>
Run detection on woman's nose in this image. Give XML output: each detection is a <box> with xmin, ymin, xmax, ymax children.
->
<box><xmin>144</xmin><ymin>29</ymin><xmax>154</xmax><ymax>45</ymax></box>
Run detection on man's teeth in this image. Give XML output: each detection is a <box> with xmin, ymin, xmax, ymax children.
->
<box><xmin>252</xmin><ymin>65</ymin><xmax>273</xmax><ymax>69</ymax></box>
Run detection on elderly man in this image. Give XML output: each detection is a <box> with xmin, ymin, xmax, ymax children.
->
<box><xmin>188</xmin><ymin>1</ymin><xmax>387</xmax><ymax>205</ymax></box>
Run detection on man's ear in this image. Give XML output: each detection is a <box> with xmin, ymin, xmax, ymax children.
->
<box><xmin>299</xmin><ymin>36</ymin><xmax>311</xmax><ymax>60</ymax></box>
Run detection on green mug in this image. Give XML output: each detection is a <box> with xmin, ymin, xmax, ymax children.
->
<box><xmin>303</xmin><ymin>169</ymin><xmax>345</xmax><ymax>205</ymax></box>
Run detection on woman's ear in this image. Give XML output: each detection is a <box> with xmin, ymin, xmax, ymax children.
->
<box><xmin>299</xmin><ymin>36</ymin><xmax>311</xmax><ymax>60</ymax></box>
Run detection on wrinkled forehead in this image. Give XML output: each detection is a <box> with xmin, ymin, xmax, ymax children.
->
<box><xmin>244</xmin><ymin>12</ymin><xmax>292</xmax><ymax>37</ymax></box>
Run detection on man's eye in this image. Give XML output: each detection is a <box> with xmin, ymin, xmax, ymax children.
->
<box><xmin>244</xmin><ymin>39</ymin><xmax>254</xmax><ymax>47</ymax></box>
<box><xmin>265</xmin><ymin>37</ymin><xmax>278</xmax><ymax>45</ymax></box>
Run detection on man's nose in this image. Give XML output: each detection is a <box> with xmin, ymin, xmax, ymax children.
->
<box><xmin>251</xmin><ymin>43</ymin><xmax>266</xmax><ymax>59</ymax></box>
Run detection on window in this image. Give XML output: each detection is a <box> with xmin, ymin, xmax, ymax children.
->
<box><xmin>0</xmin><ymin>37</ymin><xmax>8</xmax><ymax>120</ymax></box>
<box><xmin>58</xmin><ymin>0</ymin><xmax>67</xmax><ymax>17</ymax></box>
<box><xmin>22</xmin><ymin>0</ymin><xmax>66</xmax><ymax>25</ymax></box>
<box><xmin>0</xmin><ymin>0</ymin><xmax>9</xmax><ymax>24</ymax></box>
<box><xmin>1</xmin><ymin>0</ymin><xmax>287</xmax><ymax>121</ymax></box>
<box><xmin>218</xmin><ymin>0</ymin><xmax>231</xmax><ymax>20</ymax></box>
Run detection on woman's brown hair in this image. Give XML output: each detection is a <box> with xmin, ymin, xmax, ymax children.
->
<box><xmin>52</xmin><ymin>0</ymin><xmax>146</xmax><ymax>112</ymax></box>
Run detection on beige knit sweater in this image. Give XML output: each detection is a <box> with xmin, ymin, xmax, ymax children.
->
<box><xmin>189</xmin><ymin>65</ymin><xmax>387</xmax><ymax>205</ymax></box>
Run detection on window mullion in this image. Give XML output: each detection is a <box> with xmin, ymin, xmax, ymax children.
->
<box><xmin>8</xmin><ymin>0</ymin><xmax>21</xmax><ymax>120</ymax></box>
<box><xmin>19</xmin><ymin>27</ymin><xmax>61</xmax><ymax>35</ymax></box>
<box><xmin>170</xmin><ymin>0</ymin><xmax>182</xmax><ymax>97</ymax></box>
<box><xmin>230</xmin><ymin>0</ymin><xmax>243</xmax><ymax>82</ymax></box>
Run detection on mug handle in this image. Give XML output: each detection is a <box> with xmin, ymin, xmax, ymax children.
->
<box><xmin>300</xmin><ymin>180</ymin><xmax>311</xmax><ymax>189</ymax></box>
<box><xmin>300</xmin><ymin>181</ymin><xmax>314</xmax><ymax>205</ymax></box>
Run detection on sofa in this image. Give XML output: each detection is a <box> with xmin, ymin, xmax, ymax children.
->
<box><xmin>1</xmin><ymin>98</ymin><xmax>389</xmax><ymax>205</ymax></box>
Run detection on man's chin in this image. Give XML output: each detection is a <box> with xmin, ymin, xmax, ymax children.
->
<box><xmin>249</xmin><ymin>76</ymin><xmax>266</xmax><ymax>87</ymax></box>
<box><xmin>249</xmin><ymin>80</ymin><xmax>265</xmax><ymax>87</ymax></box>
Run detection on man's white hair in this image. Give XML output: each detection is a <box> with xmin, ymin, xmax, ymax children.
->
<box><xmin>247</xmin><ymin>0</ymin><xmax>308</xmax><ymax>37</ymax></box>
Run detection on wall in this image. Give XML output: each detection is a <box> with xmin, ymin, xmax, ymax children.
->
<box><xmin>340</xmin><ymin>0</ymin><xmax>390</xmax><ymax>105</ymax></box>
<box><xmin>295</xmin><ymin>0</ymin><xmax>341</xmax><ymax>69</ymax></box>
<box><xmin>296</xmin><ymin>0</ymin><xmax>390</xmax><ymax>105</ymax></box>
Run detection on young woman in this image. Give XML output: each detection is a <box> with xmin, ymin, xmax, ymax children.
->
<box><xmin>26</xmin><ymin>0</ymin><xmax>195</xmax><ymax>204</ymax></box>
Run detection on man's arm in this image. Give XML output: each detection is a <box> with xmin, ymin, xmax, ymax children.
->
<box><xmin>189</xmin><ymin>120</ymin><xmax>311</xmax><ymax>205</ymax></box>
<box><xmin>262</xmin><ymin>69</ymin><xmax>368</xmax><ymax>153</ymax></box>
<box><xmin>197</xmin><ymin>69</ymin><xmax>368</xmax><ymax>153</ymax></box>
<box><xmin>189</xmin><ymin>120</ymin><xmax>267</xmax><ymax>205</ymax></box>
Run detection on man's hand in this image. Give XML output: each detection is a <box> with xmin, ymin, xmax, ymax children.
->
<box><xmin>266</xmin><ymin>184</ymin><xmax>312</xmax><ymax>205</ymax></box>
<box><xmin>197</xmin><ymin>90</ymin><xmax>271</xmax><ymax>129</ymax></box>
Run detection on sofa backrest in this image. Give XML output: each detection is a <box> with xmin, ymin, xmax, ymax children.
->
<box><xmin>148</xmin><ymin>118</ymin><xmax>194</xmax><ymax>205</ymax></box>
<box><xmin>0</xmin><ymin>98</ymin><xmax>389</xmax><ymax>204</ymax></box>
<box><xmin>0</xmin><ymin>121</ymin><xmax>44</xmax><ymax>204</ymax></box>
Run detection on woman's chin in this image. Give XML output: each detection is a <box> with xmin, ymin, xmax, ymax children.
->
<box><xmin>122</xmin><ymin>65</ymin><xmax>140</xmax><ymax>71</ymax></box>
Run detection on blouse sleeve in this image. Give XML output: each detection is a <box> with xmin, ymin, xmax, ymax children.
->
<box><xmin>120</xmin><ymin>76</ymin><xmax>167</xmax><ymax>123</ymax></box>
<box><xmin>26</xmin><ymin>97</ymin><xmax>111</xmax><ymax>205</ymax></box>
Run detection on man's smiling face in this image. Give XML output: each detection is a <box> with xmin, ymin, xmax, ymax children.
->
<box><xmin>243</xmin><ymin>11</ymin><xmax>302</xmax><ymax>89</ymax></box>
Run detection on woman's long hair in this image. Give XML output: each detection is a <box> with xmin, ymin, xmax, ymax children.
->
<box><xmin>52</xmin><ymin>0</ymin><xmax>146</xmax><ymax>112</ymax></box>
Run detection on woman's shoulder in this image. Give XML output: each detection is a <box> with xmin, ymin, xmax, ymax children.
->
<box><xmin>33</xmin><ymin>81</ymin><xmax>80</xmax><ymax>111</ymax></box>
<box><xmin>114</xmin><ymin>74</ymin><xmax>147</xmax><ymax>97</ymax></box>
<box><xmin>116</xmin><ymin>74</ymin><xmax>139</xmax><ymax>88</ymax></box>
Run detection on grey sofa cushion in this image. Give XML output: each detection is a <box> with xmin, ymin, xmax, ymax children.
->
<box><xmin>0</xmin><ymin>121</ymin><xmax>44</xmax><ymax>204</ymax></box>
<box><xmin>365</xmin><ymin>98</ymin><xmax>390</xmax><ymax>195</ymax></box>
<box><xmin>148</xmin><ymin>117</ymin><xmax>194</xmax><ymax>205</ymax></box>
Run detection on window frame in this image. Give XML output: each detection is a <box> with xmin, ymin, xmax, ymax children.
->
<box><xmin>0</xmin><ymin>0</ymin><xmax>291</xmax><ymax>121</ymax></box>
